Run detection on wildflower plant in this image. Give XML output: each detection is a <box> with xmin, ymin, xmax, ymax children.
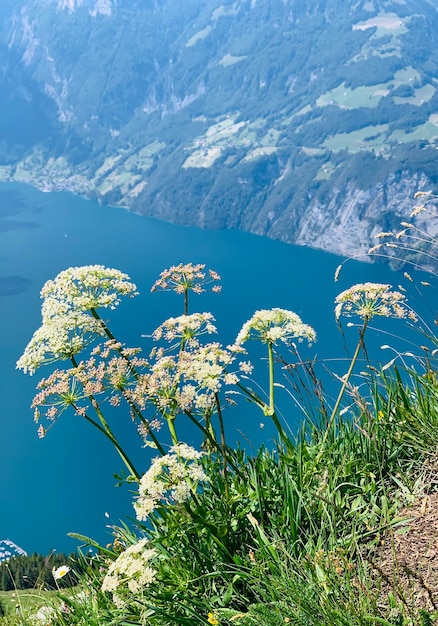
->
<box><xmin>52</xmin><ymin>565</ymin><xmax>71</xmax><ymax>581</ymax></box>
<box><xmin>235</xmin><ymin>308</ymin><xmax>316</xmax><ymax>444</ymax></box>
<box><xmin>151</xmin><ymin>262</ymin><xmax>221</xmax><ymax>315</ymax></box>
<box><xmin>16</xmin><ymin>313</ymin><xmax>106</xmax><ymax>375</ymax></box>
<box><xmin>322</xmin><ymin>282</ymin><xmax>418</xmax><ymax>450</ymax></box>
<box><xmin>40</xmin><ymin>265</ymin><xmax>138</xmax><ymax>314</ymax></box>
<box><xmin>15</xmin><ymin>256</ymin><xmax>437</xmax><ymax>626</ymax></box>
<box><xmin>101</xmin><ymin>538</ymin><xmax>157</xmax><ymax>607</ymax></box>
<box><xmin>334</xmin><ymin>283</ymin><xmax>417</xmax><ymax>323</ymax></box>
<box><xmin>134</xmin><ymin>444</ymin><xmax>208</xmax><ymax>520</ymax></box>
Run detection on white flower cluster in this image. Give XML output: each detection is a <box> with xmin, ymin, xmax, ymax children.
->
<box><xmin>41</xmin><ymin>265</ymin><xmax>138</xmax><ymax>314</ymax></box>
<box><xmin>17</xmin><ymin>265</ymin><xmax>137</xmax><ymax>375</ymax></box>
<box><xmin>151</xmin><ymin>263</ymin><xmax>221</xmax><ymax>294</ymax></box>
<box><xmin>179</xmin><ymin>342</ymin><xmax>236</xmax><ymax>389</ymax></box>
<box><xmin>101</xmin><ymin>537</ymin><xmax>157</xmax><ymax>607</ymax></box>
<box><xmin>33</xmin><ymin>605</ymin><xmax>58</xmax><ymax>622</ymax></box>
<box><xmin>135</xmin><ymin>342</ymin><xmax>238</xmax><ymax>414</ymax></box>
<box><xmin>235</xmin><ymin>308</ymin><xmax>316</xmax><ymax>346</ymax></box>
<box><xmin>152</xmin><ymin>312</ymin><xmax>217</xmax><ymax>346</ymax></box>
<box><xmin>16</xmin><ymin>313</ymin><xmax>105</xmax><ymax>374</ymax></box>
<box><xmin>334</xmin><ymin>283</ymin><xmax>418</xmax><ymax>322</ymax></box>
<box><xmin>134</xmin><ymin>444</ymin><xmax>208</xmax><ymax>520</ymax></box>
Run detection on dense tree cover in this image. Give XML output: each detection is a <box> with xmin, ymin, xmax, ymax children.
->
<box><xmin>0</xmin><ymin>554</ymin><xmax>78</xmax><ymax>591</ymax></box>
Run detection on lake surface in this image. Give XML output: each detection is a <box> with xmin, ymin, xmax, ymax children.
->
<box><xmin>0</xmin><ymin>181</ymin><xmax>433</xmax><ymax>556</ymax></box>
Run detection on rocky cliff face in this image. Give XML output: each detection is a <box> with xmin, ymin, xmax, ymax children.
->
<box><xmin>0</xmin><ymin>0</ymin><xmax>437</xmax><ymax>264</ymax></box>
<box><xmin>293</xmin><ymin>173</ymin><xmax>437</xmax><ymax>260</ymax></box>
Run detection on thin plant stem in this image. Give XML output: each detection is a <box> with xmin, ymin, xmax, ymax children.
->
<box><xmin>265</xmin><ymin>340</ymin><xmax>293</xmax><ymax>448</ymax></box>
<box><xmin>121</xmin><ymin>392</ymin><xmax>165</xmax><ymax>455</ymax></box>
<box><xmin>72</xmin><ymin>402</ymin><xmax>140</xmax><ymax>480</ymax></box>
<box><xmin>184</xmin><ymin>289</ymin><xmax>189</xmax><ymax>316</ymax></box>
<box><xmin>183</xmin><ymin>409</ymin><xmax>245</xmax><ymax>478</ymax></box>
<box><xmin>165</xmin><ymin>413</ymin><xmax>179</xmax><ymax>446</ymax></box>
<box><xmin>320</xmin><ymin>317</ymin><xmax>369</xmax><ymax>450</ymax></box>
<box><xmin>268</xmin><ymin>340</ymin><xmax>275</xmax><ymax>416</ymax></box>
<box><xmin>70</xmin><ymin>356</ymin><xmax>140</xmax><ymax>479</ymax></box>
<box><xmin>215</xmin><ymin>392</ymin><xmax>229</xmax><ymax>499</ymax></box>
<box><xmin>236</xmin><ymin>380</ymin><xmax>267</xmax><ymax>410</ymax></box>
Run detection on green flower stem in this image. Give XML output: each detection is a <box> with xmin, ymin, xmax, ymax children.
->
<box><xmin>183</xmin><ymin>410</ymin><xmax>244</xmax><ymax>477</ymax></box>
<box><xmin>266</xmin><ymin>340</ymin><xmax>291</xmax><ymax>448</ymax></box>
<box><xmin>71</xmin><ymin>403</ymin><xmax>139</xmax><ymax>480</ymax></box>
<box><xmin>183</xmin><ymin>289</ymin><xmax>189</xmax><ymax>316</ymax></box>
<box><xmin>204</xmin><ymin>410</ymin><xmax>217</xmax><ymax>445</ymax></box>
<box><xmin>235</xmin><ymin>381</ymin><xmax>267</xmax><ymax>411</ymax></box>
<box><xmin>184</xmin><ymin>409</ymin><xmax>217</xmax><ymax>446</ymax></box>
<box><xmin>215</xmin><ymin>392</ymin><xmax>229</xmax><ymax>499</ymax></box>
<box><xmin>320</xmin><ymin>317</ymin><xmax>369</xmax><ymax>450</ymax></box>
<box><xmin>70</xmin><ymin>356</ymin><xmax>140</xmax><ymax>480</ymax></box>
<box><xmin>165</xmin><ymin>413</ymin><xmax>179</xmax><ymax>446</ymax></box>
<box><xmin>268</xmin><ymin>340</ymin><xmax>275</xmax><ymax>415</ymax></box>
<box><xmin>121</xmin><ymin>392</ymin><xmax>165</xmax><ymax>455</ymax></box>
<box><xmin>87</xmin><ymin>400</ymin><xmax>140</xmax><ymax>480</ymax></box>
<box><xmin>90</xmin><ymin>308</ymin><xmax>136</xmax><ymax>375</ymax></box>
<box><xmin>90</xmin><ymin>307</ymin><xmax>116</xmax><ymax>340</ymax></box>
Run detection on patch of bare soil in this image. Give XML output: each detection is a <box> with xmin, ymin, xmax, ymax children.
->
<box><xmin>369</xmin><ymin>491</ymin><xmax>438</xmax><ymax>617</ymax></box>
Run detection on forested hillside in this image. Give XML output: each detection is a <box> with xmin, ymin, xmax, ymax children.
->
<box><xmin>0</xmin><ymin>0</ymin><xmax>437</xmax><ymax>259</ymax></box>
<box><xmin>0</xmin><ymin>553</ymin><xmax>76</xmax><ymax>590</ymax></box>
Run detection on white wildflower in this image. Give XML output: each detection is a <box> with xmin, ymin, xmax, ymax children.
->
<box><xmin>134</xmin><ymin>444</ymin><xmax>208</xmax><ymax>520</ymax></box>
<box><xmin>335</xmin><ymin>283</ymin><xmax>417</xmax><ymax>322</ymax></box>
<box><xmin>41</xmin><ymin>265</ymin><xmax>138</xmax><ymax>315</ymax></box>
<box><xmin>16</xmin><ymin>313</ymin><xmax>105</xmax><ymax>374</ymax></box>
<box><xmin>235</xmin><ymin>308</ymin><xmax>316</xmax><ymax>346</ymax></box>
<box><xmin>101</xmin><ymin>538</ymin><xmax>157</xmax><ymax>603</ymax></box>
<box><xmin>152</xmin><ymin>312</ymin><xmax>217</xmax><ymax>345</ymax></box>
<box><xmin>53</xmin><ymin>565</ymin><xmax>71</xmax><ymax>580</ymax></box>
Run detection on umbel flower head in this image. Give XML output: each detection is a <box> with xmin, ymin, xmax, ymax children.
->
<box><xmin>134</xmin><ymin>443</ymin><xmax>208</xmax><ymax>520</ymax></box>
<box><xmin>235</xmin><ymin>308</ymin><xmax>316</xmax><ymax>346</ymax></box>
<box><xmin>17</xmin><ymin>266</ymin><xmax>137</xmax><ymax>375</ymax></box>
<box><xmin>101</xmin><ymin>537</ymin><xmax>157</xmax><ymax>606</ymax></box>
<box><xmin>335</xmin><ymin>283</ymin><xmax>418</xmax><ymax>322</ymax></box>
<box><xmin>41</xmin><ymin>265</ymin><xmax>138</xmax><ymax>317</ymax></box>
<box><xmin>151</xmin><ymin>263</ymin><xmax>221</xmax><ymax>295</ymax></box>
<box><xmin>152</xmin><ymin>312</ymin><xmax>217</xmax><ymax>346</ymax></box>
<box><xmin>16</xmin><ymin>313</ymin><xmax>106</xmax><ymax>375</ymax></box>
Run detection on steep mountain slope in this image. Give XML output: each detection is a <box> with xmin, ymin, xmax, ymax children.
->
<box><xmin>0</xmin><ymin>0</ymin><xmax>437</xmax><ymax>260</ymax></box>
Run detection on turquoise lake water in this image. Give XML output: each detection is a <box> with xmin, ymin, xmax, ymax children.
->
<box><xmin>0</xmin><ymin>181</ymin><xmax>433</xmax><ymax>556</ymax></box>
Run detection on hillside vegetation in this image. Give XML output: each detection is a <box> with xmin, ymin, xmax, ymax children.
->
<box><xmin>0</xmin><ymin>0</ymin><xmax>437</xmax><ymax>260</ymax></box>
